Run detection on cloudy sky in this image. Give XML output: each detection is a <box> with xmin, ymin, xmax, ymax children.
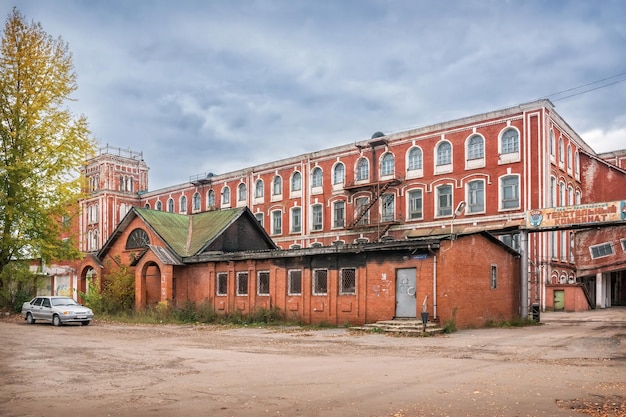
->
<box><xmin>6</xmin><ymin>0</ymin><xmax>626</xmax><ymax>190</ymax></box>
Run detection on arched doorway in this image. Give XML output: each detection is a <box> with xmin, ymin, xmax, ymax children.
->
<box><xmin>78</xmin><ymin>267</ymin><xmax>97</xmax><ymax>304</ymax></box>
<box><xmin>140</xmin><ymin>261</ymin><xmax>162</xmax><ymax>308</ymax></box>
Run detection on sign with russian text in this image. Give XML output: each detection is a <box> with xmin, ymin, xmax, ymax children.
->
<box><xmin>526</xmin><ymin>200</ymin><xmax>626</xmax><ymax>229</ymax></box>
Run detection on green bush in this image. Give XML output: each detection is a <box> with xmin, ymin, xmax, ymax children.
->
<box><xmin>0</xmin><ymin>262</ymin><xmax>38</xmax><ymax>313</ymax></box>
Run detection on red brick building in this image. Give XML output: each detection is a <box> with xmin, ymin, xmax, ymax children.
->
<box><xmin>41</xmin><ymin>99</ymin><xmax>626</xmax><ymax>318</ymax></box>
<box><xmin>78</xmin><ymin>207</ymin><xmax>520</xmax><ymax>328</ymax></box>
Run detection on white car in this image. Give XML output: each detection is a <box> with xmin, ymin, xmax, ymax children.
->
<box><xmin>22</xmin><ymin>296</ymin><xmax>94</xmax><ymax>326</ymax></box>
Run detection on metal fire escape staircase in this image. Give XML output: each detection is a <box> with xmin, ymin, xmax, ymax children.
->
<box><xmin>346</xmin><ymin>177</ymin><xmax>402</xmax><ymax>241</ymax></box>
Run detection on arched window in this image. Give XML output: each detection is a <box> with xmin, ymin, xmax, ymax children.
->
<box><xmin>501</xmin><ymin>129</ymin><xmax>519</xmax><ymax>154</ymax></box>
<box><xmin>167</xmin><ymin>198</ymin><xmax>174</xmax><ymax>212</ymax></box>
<box><xmin>222</xmin><ymin>186</ymin><xmax>230</xmax><ymax>204</ymax></box>
<box><xmin>567</xmin><ymin>144</ymin><xmax>572</xmax><ymax>170</ymax></box>
<box><xmin>549</xmin><ymin>129</ymin><xmax>555</xmax><ymax>156</ymax></box>
<box><xmin>467</xmin><ymin>135</ymin><xmax>484</xmax><ymax>160</ymax></box>
<box><xmin>180</xmin><ymin>195</ymin><xmax>187</xmax><ymax>213</ymax></box>
<box><xmin>356</xmin><ymin>158</ymin><xmax>369</xmax><ymax>181</ymax></box>
<box><xmin>381</xmin><ymin>153</ymin><xmax>394</xmax><ymax>176</ymax></box>
<box><xmin>291</xmin><ymin>172</ymin><xmax>302</xmax><ymax>192</ymax></box>
<box><xmin>436</xmin><ymin>141</ymin><xmax>452</xmax><ymax>165</ymax></box>
<box><xmin>255</xmin><ymin>179</ymin><xmax>264</xmax><ymax>198</ymax></box>
<box><xmin>144</xmin><ymin>203</ymin><xmax>150</xmax><ymax>209</ymax></box>
<box><xmin>238</xmin><ymin>183</ymin><xmax>247</xmax><ymax>202</ymax></box>
<box><xmin>273</xmin><ymin>176</ymin><xmax>282</xmax><ymax>195</ymax></box>
<box><xmin>126</xmin><ymin>228</ymin><xmax>150</xmax><ymax>249</ymax></box>
<box><xmin>558</xmin><ymin>137</ymin><xmax>564</xmax><ymax>163</ymax></box>
<box><xmin>192</xmin><ymin>192</ymin><xmax>201</xmax><ymax>211</ymax></box>
<box><xmin>207</xmin><ymin>189</ymin><xmax>215</xmax><ymax>208</ymax></box>
<box><xmin>156</xmin><ymin>201</ymin><xmax>162</xmax><ymax>211</ymax></box>
<box><xmin>574</xmin><ymin>151</ymin><xmax>580</xmax><ymax>176</ymax></box>
<box><xmin>407</xmin><ymin>147</ymin><xmax>423</xmax><ymax>170</ymax></box>
<box><xmin>311</xmin><ymin>167</ymin><xmax>323</xmax><ymax>188</ymax></box>
<box><xmin>333</xmin><ymin>163</ymin><xmax>345</xmax><ymax>185</ymax></box>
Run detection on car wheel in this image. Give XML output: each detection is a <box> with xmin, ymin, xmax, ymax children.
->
<box><xmin>82</xmin><ymin>320</ymin><xmax>90</xmax><ymax>326</ymax></box>
<box><xmin>26</xmin><ymin>313</ymin><xmax>35</xmax><ymax>324</ymax></box>
<box><xmin>52</xmin><ymin>315</ymin><xmax>62</xmax><ymax>327</ymax></box>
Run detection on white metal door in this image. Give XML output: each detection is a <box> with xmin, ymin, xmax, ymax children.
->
<box><xmin>395</xmin><ymin>268</ymin><xmax>417</xmax><ymax>318</ymax></box>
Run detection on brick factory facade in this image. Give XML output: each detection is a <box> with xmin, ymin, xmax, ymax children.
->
<box><xmin>39</xmin><ymin>99</ymin><xmax>626</xmax><ymax>321</ymax></box>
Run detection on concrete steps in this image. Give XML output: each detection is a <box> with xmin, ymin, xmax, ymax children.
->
<box><xmin>349</xmin><ymin>319</ymin><xmax>445</xmax><ymax>336</ymax></box>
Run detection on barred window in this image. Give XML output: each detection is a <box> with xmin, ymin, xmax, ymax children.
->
<box><xmin>257</xmin><ymin>271</ymin><xmax>270</xmax><ymax>295</ymax></box>
<box><xmin>313</xmin><ymin>269</ymin><xmax>328</xmax><ymax>295</ymax></box>
<box><xmin>288</xmin><ymin>269</ymin><xmax>302</xmax><ymax>295</ymax></box>
<box><xmin>236</xmin><ymin>272</ymin><xmax>248</xmax><ymax>295</ymax></box>
<box><xmin>340</xmin><ymin>268</ymin><xmax>356</xmax><ymax>295</ymax></box>
<box><xmin>216</xmin><ymin>272</ymin><xmax>228</xmax><ymax>296</ymax></box>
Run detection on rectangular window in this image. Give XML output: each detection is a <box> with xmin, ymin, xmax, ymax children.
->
<box><xmin>408</xmin><ymin>189</ymin><xmax>423</xmax><ymax>219</ymax></box>
<box><xmin>236</xmin><ymin>272</ymin><xmax>248</xmax><ymax>295</ymax></box>
<box><xmin>216</xmin><ymin>272</ymin><xmax>228</xmax><ymax>296</ymax></box>
<box><xmin>355</xmin><ymin>197</ymin><xmax>370</xmax><ymax>225</ymax></box>
<box><xmin>312</xmin><ymin>204</ymin><xmax>323</xmax><ymax>231</ymax></box>
<box><xmin>621</xmin><ymin>239</ymin><xmax>626</xmax><ymax>252</ymax></box>
<box><xmin>437</xmin><ymin>185</ymin><xmax>453</xmax><ymax>217</ymax></box>
<box><xmin>467</xmin><ymin>180</ymin><xmax>485</xmax><ymax>213</ymax></box>
<box><xmin>272</xmin><ymin>210</ymin><xmax>282</xmax><ymax>235</ymax></box>
<box><xmin>501</xmin><ymin>176</ymin><xmax>519</xmax><ymax>209</ymax></box>
<box><xmin>257</xmin><ymin>271</ymin><xmax>270</xmax><ymax>295</ymax></box>
<box><xmin>255</xmin><ymin>212</ymin><xmax>264</xmax><ymax>226</ymax></box>
<box><xmin>490</xmin><ymin>265</ymin><xmax>497</xmax><ymax>289</ymax></box>
<box><xmin>288</xmin><ymin>269</ymin><xmax>302</xmax><ymax>295</ymax></box>
<box><xmin>590</xmin><ymin>242</ymin><xmax>614</xmax><ymax>259</ymax></box>
<box><xmin>291</xmin><ymin>207</ymin><xmax>301</xmax><ymax>233</ymax></box>
<box><xmin>333</xmin><ymin>201</ymin><xmax>345</xmax><ymax>228</ymax></box>
<box><xmin>381</xmin><ymin>194</ymin><xmax>394</xmax><ymax>222</ymax></box>
<box><xmin>340</xmin><ymin>268</ymin><xmax>356</xmax><ymax>295</ymax></box>
<box><xmin>312</xmin><ymin>269</ymin><xmax>328</xmax><ymax>295</ymax></box>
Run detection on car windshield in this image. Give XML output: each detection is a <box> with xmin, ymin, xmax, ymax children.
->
<box><xmin>51</xmin><ymin>298</ymin><xmax>79</xmax><ymax>307</ymax></box>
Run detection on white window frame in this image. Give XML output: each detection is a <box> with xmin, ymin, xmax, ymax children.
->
<box><xmin>500</xmin><ymin>175</ymin><xmax>520</xmax><ymax>210</ymax></box>
<box><xmin>407</xmin><ymin>146</ymin><xmax>423</xmax><ymax>179</ymax></box>
<box><xmin>589</xmin><ymin>242</ymin><xmax>614</xmax><ymax>259</ymax></box>
<box><xmin>290</xmin><ymin>206</ymin><xmax>301</xmax><ymax>233</ymax></box>
<box><xmin>435</xmin><ymin>140</ymin><xmax>452</xmax><ymax>174</ymax></box>
<box><xmin>333</xmin><ymin>200</ymin><xmax>345</xmax><ymax>229</ymax></box>
<box><xmin>467</xmin><ymin>179</ymin><xmax>485</xmax><ymax>214</ymax></box>
<box><xmin>407</xmin><ymin>189</ymin><xmax>423</xmax><ymax>220</ymax></box>
<box><xmin>435</xmin><ymin>184</ymin><xmax>453</xmax><ymax>217</ymax></box>
<box><xmin>311</xmin><ymin>204</ymin><xmax>323</xmax><ymax>231</ymax></box>
<box><xmin>271</xmin><ymin>210</ymin><xmax>282</xmax><ymax>235</ymax></box>
<box><xmin>257</xmin><ymin>271</ymin><xmax>270</xmax><ymax>296</ymax></box>
<box><xmin>236</xmin><ymin>272</ymin><xmax>249</xmax><ymax>296</ymax></box>
<box><xmin>288</xmin><ymin>269</ymin><xmax>302</xmax><ymax>296</ymax></box>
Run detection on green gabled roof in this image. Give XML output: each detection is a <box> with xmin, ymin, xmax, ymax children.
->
<box><xmin>134</xmin><ymin>207</ymin><xmax>245</xmax><ymax>257</ymax></box>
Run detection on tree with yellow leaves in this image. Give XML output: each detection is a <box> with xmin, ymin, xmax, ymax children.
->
<box><xmin>0</xmin><ymin>8</ymin><xmax>96</xmax><ymax>279</ymax></box>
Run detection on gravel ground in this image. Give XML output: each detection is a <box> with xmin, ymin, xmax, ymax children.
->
<box><xmin>0</xmin><ymin>308</ymin><xmax>625</xmax><ymax>417</ymax></box>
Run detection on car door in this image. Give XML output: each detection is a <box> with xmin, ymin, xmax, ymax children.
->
<box><xmin>40</xmin><ymin>298</ymin><xmax>53</xmax><ymax>322</ymax></box>
<box><xmin>30</xmin><ymin>298</ymin><xmax>44</xmax><ymax>320</ymax></box>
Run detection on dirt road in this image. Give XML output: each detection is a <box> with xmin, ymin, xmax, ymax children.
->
<box><xmin>1</xmin><ymin>309</ymin><xmax>625</xmax><ymax>417</ymax></box>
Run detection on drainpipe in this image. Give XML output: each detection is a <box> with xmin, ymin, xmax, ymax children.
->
<box><xmin>520</xmin><ymin>230</ymin><xmax>529</xmax><ymax>319</ymax></box>
<box><xmin>428</xmin><ymin>244</ymin><xmax>437</xmax><ymax>320</ymax></box>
